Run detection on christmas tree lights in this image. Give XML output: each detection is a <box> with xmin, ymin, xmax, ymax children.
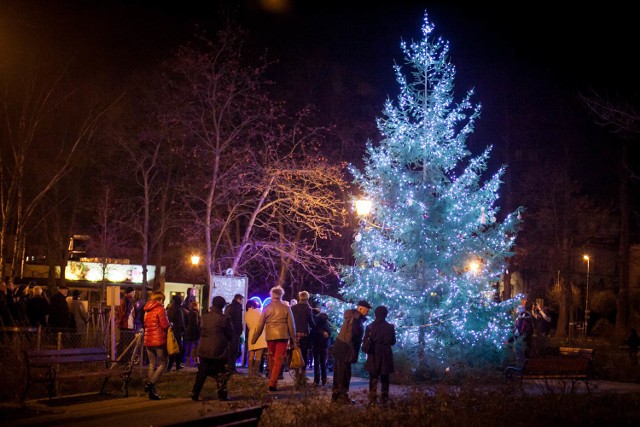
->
<box><xmin>331</xmin><ymin>13</ymin><xmax>522</xmax><ymax>367</ymax></box>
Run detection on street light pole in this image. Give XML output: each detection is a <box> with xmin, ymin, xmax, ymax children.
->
<box><xmin>583</xmin><ymin>254</ymin><xmax>590</xmax><ymax>336</ymax></box>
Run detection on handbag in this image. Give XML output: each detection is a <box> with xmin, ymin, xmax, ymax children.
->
<box><xmin>289</xmin><ymin>346</ymin><xmax>305</xmax><ymax>369</ymax></box>
<box><xmin>167</xmin><ymin>327</ymin><xmax>180</xmax><ymax>356</ymax></box>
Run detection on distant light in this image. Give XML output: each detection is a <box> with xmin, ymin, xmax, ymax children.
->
<box><xmin>191</xmin><ymin>255</ymin><xmax>200</xmax><ymax>266</ymax></box>
<box><xmin>355</xmin><ymin>199</ymin><xmax>373</xmax><ymax>216</ymax></box>
<box><xmin>583</xmin><ymin>255</ymin><xmax>589</xmax><ymax>261</ymax></box>
<box><xmin>468</xmin><ymin>260</ymin><xmax>480</xmax><ymax>274</ymax></box>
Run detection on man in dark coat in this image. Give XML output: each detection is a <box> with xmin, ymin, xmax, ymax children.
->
<box><xmin>331</xmin><ymin>300</ymin><xmax>371</xmax><ymax>404</ymax></box>
<box><xmin>311</xmin><ymin>309</ymin><xmax>332</xmax><ymax>386</ymax></box>
<box><xmin>191</xmin><ymin>296</ymin><xmax>235</xmax><ymax>401</ymax></box>
<box><xmin>223</xmin><ymin>293</ymin><xmax>244</xmax><ymax>372</ymax></box>
<box><xmin>362</xmin><ymin>305</ymin><xmax>396</xmax><ymax>406</ymax></box>
<box><xmin>290</xmin><ymin>290</ymin><xmax>316</xmax><ymax>389</ymax></box>
<box><xmin>48</xmin><ymin>286</ymin><xmax>70</xmax><ymax>329</ymax></box>
<box><xmin>166</xmin><ymin>294</ymin><xmax>186</xmax><ymax>371</ymax></box>
<box><xmin>26</xmin><ymin>285</ymin><xmax>49</xmax><ymax>327</ymax></box>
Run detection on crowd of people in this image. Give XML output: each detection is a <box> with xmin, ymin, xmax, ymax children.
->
<box><xmin>29</xmin><ymin>276</ymin><xmax>640</xmax><ymax>407</ymax></box>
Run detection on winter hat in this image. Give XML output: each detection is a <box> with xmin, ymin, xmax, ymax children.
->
<box><xmin>125</xmin><ymin>286</ymin><xmax>135</xmax><ymax>294</ymax></box>
<box><xmin>357</xmin><ymin>300</ymin><xmax>372</xmax><ymax>309</ymax></box>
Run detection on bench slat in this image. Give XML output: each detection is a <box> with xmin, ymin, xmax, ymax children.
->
<box><xmin>30</xmin><ymin>355</ymin><xmax>108</xmax><ymax>364</ymax></box>
<box><xmin>29</xmin><ymin>347</ymin><xmax>107</xmax><ymax>357</ymax></box>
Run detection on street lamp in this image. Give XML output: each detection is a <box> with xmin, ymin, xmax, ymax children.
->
<box><xmin>583</xmin><ymin>254</ymin><xmax>590</xmax><ymax>336</ymax></box>
<box><xmin>355</xmin><ymin>199</ymin><xmax>372</xmax><ymax>217</ymax></box>
<box><xmin>468</xmin><ymin>260</ymin><xmax>480</xmax><ymax>275</ymax></box>
<box><xmin>191</xmin><ymin>255</ymin><xmax>200</xmax><ymax>267</ymax></box>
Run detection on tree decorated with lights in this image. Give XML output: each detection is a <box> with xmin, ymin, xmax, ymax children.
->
<box><xmin>338</xmin><ymin>13</ymin><xmax>523</xmax><ymax>367</ymax></box>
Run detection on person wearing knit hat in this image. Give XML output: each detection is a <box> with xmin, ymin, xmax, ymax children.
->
<box><xmin>331</xmin><ymin>300</ymin><xmax>371</xmax><ymax>404</ymax></box>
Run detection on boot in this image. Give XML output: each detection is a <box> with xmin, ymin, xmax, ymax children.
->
<box><xmin>218</xmin><ymin>389</ymin><xmax>230</xmax><ymax>401</ymax></box>
<box><xmin>148</xmin><ymin>383</ymin><xmax>161</xmax><ymax>400</ymax></box>
<box><xmin>368</xmin><ymin>391</ymin><xmax>378</xmax><ymax>407</ymax></box>
<box><xmin>144</xmin><ymin>382</ymin><xmax>151</xmax><ymax>393</ymax></box>
<box><xmin>248</xmin><ymin>358</ymin><xmax>256</xmax><ymax>377</ymax></box>
<box><xmin>381</xmin><ymin>393</ymin><xmax>389</xmax><ymax>407</ymax></box>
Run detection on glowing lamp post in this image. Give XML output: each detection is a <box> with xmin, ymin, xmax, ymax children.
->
<box><xmin>468</xmin><ymin>260</ymin><xmax>480</xmax><ymax>275</ymax></box>
<box><xmin>355</xmin><ymin>199</ymin><xmax>373</xmax><ymax>217</ymax></box>
<box><xmin>583</xmin><ymin>254</ymin><xmax>590</xmax><ymax>336</ymax></box>
<box><xmin>191</xmin><ymin>255</ymin><xmax>201</xmax><ymax>267</ymax></box>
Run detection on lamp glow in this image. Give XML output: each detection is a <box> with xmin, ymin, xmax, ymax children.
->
<box><xmin>355</xmin><ymin>199</ymin><xmax>373</xmax><ymax>217</ymax></box>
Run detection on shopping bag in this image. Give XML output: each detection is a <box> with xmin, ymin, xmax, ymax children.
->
<box><xmin>167</xmin><ymin>327</ymin><xmax>180</xmax><ymax>356</ymax></box>
<box><xmin>290</xmin><ymin>346</ymin><xmax>305</xmax><ymax>369</ymax></box>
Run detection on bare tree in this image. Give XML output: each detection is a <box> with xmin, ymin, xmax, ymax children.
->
<box><xmin>580</xmin><ymin>90</ymin><xmax>640</xmax><ymax>338</ymax></box>
<box><xmin>516</xmin><ymin>159</ymin><xmax>608</xmax><ymax>338</ymax></box>
<box><xmin>104</xmin><ymin>77</ymin><xmax>183</xmax><ymax>295</ymax></box>
<box><xmin>166</xmin><ymin>25</ymin><xmax>348</xmax><ymax>298</ymax></box>
<box><xmin>0</xmin><ymin>62</ymin><xmax>117</xmax><ymax>280</ymax></box>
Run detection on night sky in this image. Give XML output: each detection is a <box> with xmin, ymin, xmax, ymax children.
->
<box><xmin>2</xmin><ymin>1</ymin><xmax>638</xmax><ymax>198</ymax></box>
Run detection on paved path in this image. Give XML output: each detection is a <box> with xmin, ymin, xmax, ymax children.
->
<box><xmin>3</xmin><ymin>367</ymin><xmax>640</xmax><ymax>427</ymax></box>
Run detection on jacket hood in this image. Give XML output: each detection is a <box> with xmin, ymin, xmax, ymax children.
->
<box><xmin>144</xmin><ymin>300</ymin><xmax>163</xmax><ymax>312</ymax></box>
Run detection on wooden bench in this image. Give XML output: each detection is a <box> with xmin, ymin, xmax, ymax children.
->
<box><xmin>505</xmin><ymin>347</ymin><xmax>594</xmax><ymax>392</ymax></box>
<box><xmin>159</xmin><ymin>405</ymin><xmax>266</xmax><ymax>427</ymax></box>
<box><xmin>23</xmin><ymin>347</ymin><xmax>132</xmax><ymax>402</ymax></box>
<box><xmin>559</xmin><ymin>346</ymin><xmax>594</xmax><ymax>359</ymax></box>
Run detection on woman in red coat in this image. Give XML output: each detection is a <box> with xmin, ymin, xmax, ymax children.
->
<box><xmin>143</xmin><ymin>291</ymin><xmax>169</xmax><ymax>400</ymax></box>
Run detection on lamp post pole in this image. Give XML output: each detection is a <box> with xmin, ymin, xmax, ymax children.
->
<box><xmin>583</xmin><ymin>255</ymin><xmax>590</xmax><ymax>337</ymax></box>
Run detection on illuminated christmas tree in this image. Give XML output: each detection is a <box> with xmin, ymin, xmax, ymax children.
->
<box><xmin>339</xmin><ymin>13</ymin><xmax>522</xmax><ymax>367</ymax></box>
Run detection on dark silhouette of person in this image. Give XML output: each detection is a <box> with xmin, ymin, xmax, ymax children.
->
<box><xmin>363</xmin><ymin>305</ymin><xmax>396</xmax><ymax>406</ymax></box>
<box><xmin>48</xmin><ymin>286</ymin><xmax>70</xmax><ymax>329</ymax></box>
<box><xmin>331</xmin><ymin>300</ymin><xmax>371</xmax><ymax>404</ymax></box>
<box><xmin>224</xmin><ymin>293</ymin><xmax>244</xmax><ymax>372</ymax></box>
<box><xmin>191</xmin><ymin>296</ymin><xmax>234</xmax><ymax>401</ymax></box>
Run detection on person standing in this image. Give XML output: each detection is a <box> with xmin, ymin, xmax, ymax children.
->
<box><xmin>116</xmin><ymin>287</ymin><xmax>140</xmax><ymax>360</ymax></box>
<box><xmin>26</xmin><ymin>285</ymin><xmax>49</xmax><ymax>327</ymax></box>
<box><xmin>290</xmin><ymin>290</ymin><xmax>315</xmax><ymax>389</ymax></box>
<box><xmin>362</xmin><ymin>305</ymin><xmax>396</xmax><ymax>407</ymax></box>
<box><xmin>190</xmin><ymin>296</ymin><xmax>234</xmax><ymax>401</ymax></box>
<box><xmin>184</xmin><ymin>301</ymin><xmax>202</xmax><ymax>366</ymax></box>
<box><xmin>245</xmin><ymin>299</ymin><xmax>267</xmax><ymax>377</ymax></box>
<box><xmin>224</xmin><ymin>293</ymin><xmax>244</xmax><ymax>373</ymax></box>
<box><xmin>143</xmin><ymin>291</ymin><xmax>170</xmax><ymax>400</ymax></box>
<box><xmin>48</xmin><ymin>285</ymin><xmax>71</xmax><ymax>330</ymax></box>
<box><xmin>626</xmin><ymin>328</ymin><xmax>640</xmax><ymax>365</ymax></box>
<box><xmin>69</xmin><ymin>289</ymin><xmax>89</xmax><ymax>335</ymax></box>
<box><xmin>251</xmin><ymin>286</ymin><xmax>296</xmax><ymax>391</ymax></box>
<box><xmin>5</xmin><ymin>277</ymin><xmax>21</xmax><ymax>325</ymax></box>
<box><xmin>513</xmin><ymin>305</ymin><xmax>533</xmax><ymax>367</ymax></box>
<box><xmin>331</xmin><ymin>300</ymin><xmax>371</xmax><ymax>404</ymax></box>
<box><xmin>0</xmin><ymin>278</ymin><xmax>14</xmax><ymax>326</ymax></box>
<box><xmin>14</xmin><ymin>283</ymin><xmax>30</xmax><ymax>325</ymax></box>
<box><xmin>166</xmin><ymin>294</ymin><xmax>186</xmax><ymax>371</ymax></box>
<box><xmin>311</xmin><ymin>309</ymin><xmax>332</xmax><ymax>386</ymax></box>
